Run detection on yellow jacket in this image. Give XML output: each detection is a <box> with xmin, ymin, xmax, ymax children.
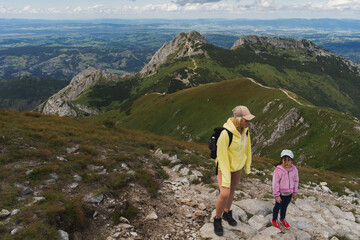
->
<box><xmin>216</xmin><ymin>118</ymin><xmax>252</xmax><ymax>188</ymax></box>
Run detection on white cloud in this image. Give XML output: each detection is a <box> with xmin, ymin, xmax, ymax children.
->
<box><xmin>22</xmin><ymin>5</ymin><xmax>40</xmax><ymax>14</ymax></box>
<box><xmin>174</xmin><ymin>0</ymin><xmax>222</xmax><ymax>6</ymax></box>
<box><xmin>73</xmin><ymin>6</ymin><xmax>82</xmax><ymax>13</ymax></box>
<box><xmin>48</xmin><ymin>8</ymin><xmax>61</xmax><ymax>14</ymax></box>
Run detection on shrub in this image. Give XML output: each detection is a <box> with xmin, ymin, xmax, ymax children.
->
<box><xmin>112</xmin><ymin>203</ymin><xmax>138</xmax><ymax>225</ymax></box>
<box><xmin>135</xmin><ymin>169</ymin><xmax>159</xmax><ymax>198</ymax></box>
<box><xmin>16</xmin><ymin>223</ymin><xmax>58</xmax><ymax>240</ymax></box>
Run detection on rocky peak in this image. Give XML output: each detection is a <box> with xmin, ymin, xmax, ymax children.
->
<box><xmin>140</xmin><ymin>31</ymin><xmax>207</xmax><ymax>77</ymax></box>
<box><xmin>231</xmin><ymin>35</ymin><xmax>333</xmax><ymax>57</ymax></box>
<box><xmin>35</xmin><ymin>67</ymin><xmax>115</xmax><ymax>117</ymax></box>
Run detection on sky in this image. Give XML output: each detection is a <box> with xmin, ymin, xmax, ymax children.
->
<box><xmin>0</xmin><ymin>0</ymin><xmax>360</xmax><ymax>20</ymax></box>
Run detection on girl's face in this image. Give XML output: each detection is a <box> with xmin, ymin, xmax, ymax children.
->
<box><xmin>282</xmin><ymin>156</ymin><xmax>293</xmax><ymax>170</ymax></box>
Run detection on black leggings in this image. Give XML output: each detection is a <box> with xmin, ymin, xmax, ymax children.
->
<box><xmin>272</xmin><ymin>194</ymin><xmax>292</xmax><ymax>220</ymax></box>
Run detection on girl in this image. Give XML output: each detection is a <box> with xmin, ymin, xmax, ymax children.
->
<box><xmin>213</xmin><ymin>105</ymin><xmax>254</xmax><ymax>236</ymax></box>
<box><xmin>272</xmin><ymin>149</ymin><xmax>299</xmax><ymax>229</ymax></box>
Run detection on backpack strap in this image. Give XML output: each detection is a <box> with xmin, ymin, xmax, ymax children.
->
<box><xmin>216</xmin><ymin>128</ymin><xmax>233</xmax><ymax>175</ymax></box>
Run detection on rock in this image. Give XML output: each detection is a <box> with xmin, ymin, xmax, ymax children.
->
<box><xmin>180</xmin><ymin>167</ymin><xmax>190</xmax><ymax>176</ymax></box>
<box><xmin>25</xmin><ymin>170</ymin><xmax>33</xmax><ymax>175</ymax></box>
<box><xmin>20</xmin><ymin>187</ymin><xmax>33</xmax><ymax>195</ymax></box>
<box><xmin>121</xmin><ymin>163</ymin><xmax>129</xmax><ymax>170</ymax></box>
<box><xmin>58</xmin><ymin>230</ymin><xmax>69</xmax><ymax>240</ymax></box>
<box><xmin>199</xmin><ymin>223</ymin><xmax>241</xmax><ymax>240</ymax></box>
<box><xmin>11</xmin><ymin>209</ymin><xmax>20</xmax><ymax>216</ymax></box>
<box><xmin>154</xmin><ymin>148</ymin><xmax>170</xmax><ymax>160</ymax></box>
<box><xmin>86</xmin><ymin>194</ymin><xmax>104</xmax><ymax>203</ymax></box>
<box><xmin>35</xmin><ymin>68</ymin><xmax>110</xmax><ymax>117</ymax></box>
<box><xmin>233</xmin><ymin>199</ymin><xmax>272</xmax><ymax>216</ymax></box>
<box><xmin>74</xmin><ymin>174</ymin><xmax>82</xmax><ymax>181</ymax></box>
<box><xmin>172</xmin><ymin>164</ymin><xmax>182</xmax><ymax>172</ymax></box>
<box><xmin>10</xmin><ymin>227</ymin><xmax>23</xmax><ymax>235</ymax></box>
<box><xmin>50</xmin><ymin>172</ymin><xmax>59</xmax><ymax>180</ymax></box>
<box><xmin>328</xmin><ymin>205</ymin><xmax>355</xmax><ymax>222</ymax></box>
<box><xmin>32</xmin><ymin>197</ymin><xmax>45</xmax><ymax>203</ymax></box>
<box><xmin>66</xmin><ymin>147</ymin><xmax>79</xmax><ymax>154</ymax></box>
<box><xmin>119</xmin><ymin>217</ymin><xmax>130</xmax><ymax>224</ymax></box>
<box><xmin>248</xmin><ymin>215</ymin><xmax>269</xmax><ymax>230</ymax></box>
<box><xmin>258</xmin><ymin>226</ymin><xmax>281</xmax><ymax>236</ymax></box>
<box><xmin>320</xmin><ymin>182</ymin><xmax>328</xmax><ymax>186</ymax></box>
<box><xmin>289</xmin><ymin>216</ymin><xmax>316</xmax><ymax>231</ymax></box>
<box><xmin>169</xmin><ymin>155</ymin><xmax>180</xmax><ymax>164</ymax></box>
<box><xmin>69</xmin><ymin>183</ymin><xmax>78</xmax><ymax>189</ymax></box>
<box><xmin>198</xmin><ymin>203</ymin><xmax>206</xmax><ymax>211</ymax></box>
<box><xmin>294</xmin><ymin>230</ymin><xmax>312</xmax><ymax>240</ymax></box>
<box><xmin>355</xmin><ymin>190</ymin><xmax>360</xmax><ymax>198</ymax></box>
<box><xmin>322</xmin><ymin>185</ymin><xmax>332</xmax><ymax>193</ymax></box>
<box><xmin>56</xmin><ymin>156</ymin><xmax>68</xmax><ymax>161</ymax></box>
<box><xmin>145</xmin><ymin>211</ymin><xmax>158</xmax><ymax>220</ymax></box>
<box><xmin>191</xmin><ymin>170</ymin><xmax>203</xmax><ymax>178</ymax></box>
<box><xmin>0</xmin><ymin>209</ymin><xmax>11</xmax><ymax>219</ymax></box>
<box><xmin>294</xmin><ymin>198</ymin><xmax>316</xmax><ymax>211</ymax></box>
<box><xmin>263</xmin><ymin>108</ymin><xmax>300</xmax><ymax>146</ymax></box>
<box><xmin>140</xmin><ymin>31</ymin><xmax>207</xmax><ymax>77</ymax></box>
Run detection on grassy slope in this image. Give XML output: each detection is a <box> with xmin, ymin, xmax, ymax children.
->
<box><xmin>0</xmin><ymin>110</ymin><xmax>210</xmax><ymax>239</ymax></box>
<box><xmin>91</xmin><ymin>78</ymin><xmax>360</xmax><ymax>175</ymax></box>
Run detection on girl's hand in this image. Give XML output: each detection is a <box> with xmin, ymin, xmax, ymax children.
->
<box><xmin>276</xmin><ymin>198</ymin><xmax>282</xmax><ymax>203</ymax></box>
<box><xmin>292</xmin><ymin>194</ymin><xmax>297</xmax><ymax>200</ymax></box>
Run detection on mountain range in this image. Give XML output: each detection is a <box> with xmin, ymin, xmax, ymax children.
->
<box><xmin>35</xmin><ymin>31</ymin><xmax>360</xmax><ymax>175</ymax></box>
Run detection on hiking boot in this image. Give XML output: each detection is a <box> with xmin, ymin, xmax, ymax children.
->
<box><xmin>272</xmin><ymin>219</ymin><xmax>280</xmax><ymax>229</ymax></box>
<box><xmin>280</xmin><ymin>218</ymin><xmax>290</xmax><ymax>229</ymax></box>
<box><xmin>213</xmin><ymin>217</ymin><xmax>223</xmax><ymax>236</ymax></box>
<box><xmin>222</xmin><ymin>210</ymin><xmax>237</xmax><ymax>226</ymax></box>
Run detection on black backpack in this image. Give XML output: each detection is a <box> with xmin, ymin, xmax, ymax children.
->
<box><xmin>209</xmin><ymin>127</ymin><xmax>233</xmax><ymax>159</ymax></box>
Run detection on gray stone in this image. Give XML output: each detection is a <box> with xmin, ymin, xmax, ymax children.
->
<box><xmin>50</xmin><ymin>172</ymin><xmax>59</xmax><ymax>180</ymax></box>
<box><xmin>172</xmin><ymin>164</ymin><xmax>182</xmax><ymax>172</ymax></box>
<box><xmin>294</xmin><ymin>230</ymin><xmax>312</xmax><ymax>240</ymax></box>
<box><xmin>295</xmin><ymin>198</ymin><xmax>316</xmax><ymax>211</ymax></box>
<box><xmin>0</xmin><ymin>209</ymin><xmax>10</xmax><ymax>219</ymax></box>
<box><xmin>145</xmin><ymin>211</ymin><xmax>158</xmax><ymax>220</ymax></box>
<box><xmin>88</xmin><ymin>194</ymin><xmax>104</xmax><ymax>203</ymax></box>
<box><xmin>33</xmin><ymin>197</ymin><xmax>45</xmax><ymax>203</ymax></box>
<box><xmin>191</xmin><ymin>170</ymin><xmax>203</xmax><ymax>178</ymax></box>
<box><xmin>233</xmin><ymin>199</ymin><xmax>273</xmax><ymax>216</ymax></box>
<box><xmin>258</xmin><ymin>226</ymin><xmax>281</xmax><ymax>236</ymax></box>
<box><xmin>20</xmin><ymin>187</ymin><xmax>32</xmax><ymax>195</ymax></box>
<box><xmin>58</xmin><ymin>230</ymin><xmax>69</xmax><ymax>240</ymax></box>
<box><xmin>289</xmin><ymin>217</ymin><xmax>316</xmax><ymax>231</ymax></box>
<box><xmin>11</xmin><ymin>209</ymin><xmax>20</xmax><ymax>216</ymax></box>
<box><xmin>69</xmin><ymin>183</ymin><xmax>78</xmax><ymax>189</ymax></box>
<box><xmin>169</xmin><ymin>155</ymin><xmax>180</xmax><ymax>163</ymax></box>
<box><xmin>180</xmin><ymin>167</ymin><xmax>190</xmax><ymax>176</ymax></box>
<box><xmin>328</xmin><ymin>205</ymin><xmax>355</xmax><ymax>222</ymax></box>
<box><xmin>121</xmin><ymin>162</ymin><xmax>129</xmax><ymax>170</ymax></box>
<box><xmin>74</xmin><ymin>174</ymin><xmax>82</xmax><ymax>181</ymax></box>
<box><xmin>311</xmin><ymin>212</ymin><xmax>328</xmax><ymax>225</ymax></box>
<box><xmin>199</xmin><ymin>223</ymin><xmax>241</xmax><ymax>240</ymax></box>
<box><xmin>248</xmin><ymin>215</ymin><xmax>269</xmax><ymax>230</ymax></box>
<box><xmin>66</xmin><ymin>147</ymin><xmax>78</xmax><ymax>154</ymax></box>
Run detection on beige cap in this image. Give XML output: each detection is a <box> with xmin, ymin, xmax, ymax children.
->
<box><xmin>232</xmin><ymin>105</ymin><xmax>255</xmax><ymax>121</ymax></box>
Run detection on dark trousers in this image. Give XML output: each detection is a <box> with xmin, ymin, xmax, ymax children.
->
<box><xmin>272</xmin><ymin>194</ymin><xmax>292</xmax><ymax>220</ymax></box>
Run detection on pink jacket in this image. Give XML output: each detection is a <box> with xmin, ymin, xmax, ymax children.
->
<box><xmin>272</xmin><ymin>165</ymin><xmax>299</xmax><ymax>199</ymax></box>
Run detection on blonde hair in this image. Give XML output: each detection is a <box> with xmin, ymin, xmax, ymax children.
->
<box><xmin>232</xmin><ymin>117</ymin><xmax>242</xmax><ymax>128</ymax></box>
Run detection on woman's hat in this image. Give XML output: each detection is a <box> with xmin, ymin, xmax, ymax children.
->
<box><xmin>232</xmin><ymin>105</ymin><xmax>255</xmax><ymax>120</ymax></box>
<box><xmin>281</xmin><ymin>149</ymin><xmax>294</xmax><ymax>159</ymax></box>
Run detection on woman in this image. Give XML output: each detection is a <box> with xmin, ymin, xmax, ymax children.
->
<box><xmin>213</xmin><ymin>105</ymin><xmax>254</xmax><ymax>236</ymax></box>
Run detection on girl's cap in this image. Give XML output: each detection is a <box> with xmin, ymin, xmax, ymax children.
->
<box><xmin>281</xmin><ymin>149</ymin><xmax>294</xmax><ymax>159</ymax></box>
<box><xmin>232</xmin><ymin>105</ymin><xmax>255</xmax><ymax>120</ymax></box>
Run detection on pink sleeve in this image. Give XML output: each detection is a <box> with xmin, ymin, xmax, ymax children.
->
<box><xmin>272</xmin><ymin>169</ymin><xmax>281</xmax><ymax>198</ymax></box>
<box><xmin>293</xmin><ymin>168</ymin><xmax>299</xmax><ymax>194</ymax></box>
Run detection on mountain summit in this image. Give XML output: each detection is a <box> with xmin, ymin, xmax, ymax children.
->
<box><xmin>140</xmin><ymin>31</ymin><xmax>207</xmax><ymax>77</ymax></box>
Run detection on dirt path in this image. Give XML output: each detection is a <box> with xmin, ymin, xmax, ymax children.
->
<box><xmin>246</xmin><ymin>77</ymin><xmax>314</xmax><ymax>107</ymax></box>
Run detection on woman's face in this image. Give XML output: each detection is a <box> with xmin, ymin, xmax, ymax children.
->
<box><xmin>240</xmin><ymin>118</ymin><xmax>250</xmax><ymax>129</ymax></box>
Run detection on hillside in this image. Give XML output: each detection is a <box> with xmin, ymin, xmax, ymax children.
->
<box><xmin>0</xmin><ymin>110</ymin><xmax>359</xmax><ymax>240</ymax></box>
<box><xmin>0</xmin><ymin>77</ymin><xmax>68</xmax><ymax>112</ymax></box>
<box><xmin>91</xmin><ymin>78</ymin><xmax>360</xmax><ymax>175</ymax></box>
<box><xmin>42</xmin><ymin>31</ymin><xmax>360</xmax><ymax>118</ymax></box>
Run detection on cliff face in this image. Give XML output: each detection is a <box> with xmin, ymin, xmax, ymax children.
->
<box><xmin>232</xmin><ymin>35</ymin><xmax>360</xmax><ymax>76</ymax></box>
<box><xmin>140</xmin><ymin>31</ymin><xmax>208</xmax><ymax>77</ymax></box>
<box><xmin>35</xmin><ymin>68</ymin><xmax>114</xmax><ymax>117</ymax></box>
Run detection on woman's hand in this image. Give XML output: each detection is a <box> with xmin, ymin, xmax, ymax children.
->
<box><xmin>292</xmin><ymin>194</ymin><xmax>297</xmax><ymax>200</ymax></box>
<box><xmin>276</xmin><ymin>198</ymin><xmax>282</xmax><ymax>203</ymax></box>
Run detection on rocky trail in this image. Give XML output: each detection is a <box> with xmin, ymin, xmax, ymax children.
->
<box><xmin>100</xmin><ymin>149</ymin><xmax>360</xmax><ymax>240</ymax></box>
<box><xmin>2</xmin><ymin>147</ymin><xmax>359</xmax><ymax>240</ymax></box>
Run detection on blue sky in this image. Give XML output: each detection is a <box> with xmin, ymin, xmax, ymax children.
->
<box><xmin>0</xmin><ymin>0</ymin><xmax>359</xmax><ymax>19</ymax></box>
